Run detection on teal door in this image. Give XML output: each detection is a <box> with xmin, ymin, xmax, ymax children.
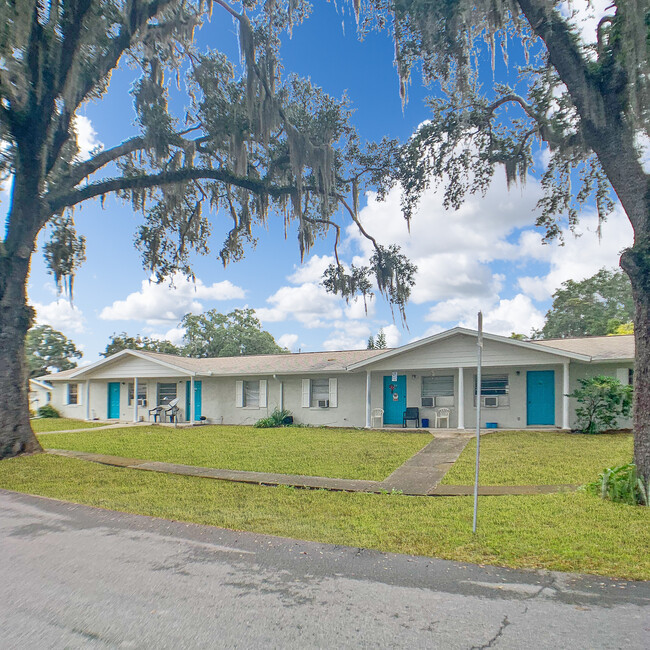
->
<box><xmin>383</xmin><ymin>375</ymin><xmax>406</xmax><ymax>425</ymax></box>
<box><xmin>185</xmin><ymin>380</ymin><xmax>202</xmax><ymax>421</ymax></box>
<box><xmin>107</xmin><ymin>382</ymin><xmax>120</xmax><ymax>419</ymax></box>
<box><xmin>527</xmin><ymin>370</ymin><xmax>555</xmax><ymax>425</ymax></box>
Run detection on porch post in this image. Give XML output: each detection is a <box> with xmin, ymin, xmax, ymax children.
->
<box><xmin>85</xmin><ymin>381</ymin><xmax>90</xmax><ymax>421</ymax></box>
<box><xmin>133</xmin><ymin>377</ymin><xmax>139</xmax><ymax>423</ymax></box>
<box><xmin>190</xmin><ymin>376</ymin><xmax>195</xmax><ymax>425</ymax></box>
<box><xmin>562</xmin><ymin>362</ymin><xmax>570</xmax><ymax>430</ymax></box>
<box><xmin>457</xmin><ymin>367</ymin><xmax>465</xmax><ymax>429</ymax></box>
<box><xmin>365</xmin><ymin>371</ymin><xmax>372</xmax><ymax>428</ymax></box>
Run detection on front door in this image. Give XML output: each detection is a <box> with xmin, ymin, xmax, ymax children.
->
<box><xmin>527</xmin><ymin>370</ymin><xmax>555</xmax><ymax>425</ymax></box>
<box><xmin>186</xmin><ymin>380</ymin><xmax>202</xmax><ymax>421</ymax></box>
<box><xmin>107</xmin><ymin>382</ymin><xmax>120</xmax><ymax>419</ymax></box>
<box><xmin>383</xmin><ymin>375</ymin><xmax>406</xmax><ymax>425</ymax></box>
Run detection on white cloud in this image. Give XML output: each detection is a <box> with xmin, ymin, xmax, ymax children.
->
<box><xmin>346</xmin><ymin>175</ymin><xmax>544</xmax><ymax>309</ymax></box>
<box><xmin>323</xmin><ymin>319</ymin><xmax>372</xmax><ymax>350</ymax></box>
<box><xmin>517</xmin><ymin>209</ymin><xmax>633</xmax><ymax>301</ymax></box>
<box><xmin>100</xmin><ymin>273</ymin><xmax>245</xmax><ymax>325</ymax></box>
<box><xmin>287</xmin><ymin>255</ymin><xmax>336</xmax><ymax>284</ymax></box>
<box><xmin>32</xmin><ymin>299</ymin><xmax>85</xmax><ymax>334</ymax></box>
<box><xmin>148</xmin><ymin>326</ymin><xmax>186</xmax><ymax>346</ymax></box>
<box><xmin>74</xmin><ymin>115</ymin><xmax>103</xmax><ymax>161</ymax></box>
<box><xmin>381</xmin><ymin>324</ymin><xmax>402</xmax><ymax>348</ymax></box>
<box><xmin>459</xmin><ymin>294</ymin><xmax>545</xmax><ymax>337</ymax></box>
<box><xmin>256</xmin><ymin>282</ymin><xmax>343</xmax><ymax>327</ymax></box>
<box><xmin>277</xmin><ymin>333</ymin><xmax>299</xmax><ymax>351</ymax></box>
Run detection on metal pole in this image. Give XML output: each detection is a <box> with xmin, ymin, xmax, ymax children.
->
<box><xmin>473</xmin><ymin>311</ymin><xmax>483</xmax><ymax>534</ymax></box>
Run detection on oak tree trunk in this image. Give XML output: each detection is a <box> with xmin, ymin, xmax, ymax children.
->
<box><xmin>0</xmin><ymin>256</ymin><xmax>42</xmax><ymax>459</ymax></box>
<box><xmin>621</xmin><ymin>236</ymin><xmax>650</xmax><ymax>483</ymax></box>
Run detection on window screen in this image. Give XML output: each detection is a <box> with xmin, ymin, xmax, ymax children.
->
<box><xmin>128</xmin><ymin>383</ymin><xmax>147</xmax><ymax>406</ymax></box>
<box><xmin>311</xmin><ymin>378</ymin><xmax>330</xmax><ymax>404</ymax></box>
<box><xmin>244</xmin><ymin>380</ymin><xmax>259</xmax><ymax>407</ymax></box>
<box><xmin>157</xmin><ymin>383</ymin><xmax>177</xmax><ymax>405</ymax></box>
<box><xmin>474</xmin><ymin>374</ymin><xmax>509</xmax><ymax>395</ymax></box>
<box><xmin>422</xmin><ymin>376</ymin><xmax>454</xmax><ymax>397</ymax></box>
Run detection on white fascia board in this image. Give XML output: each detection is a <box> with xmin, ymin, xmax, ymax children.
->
<box><xmin>65</xmin><ymin>349</ymin><xmax>195</xmax><ymax>379</ymax></box>
<box><xmin>346</xmin><ymin>327</ymin><xmax>592</xmax><ymax>371</ymax></box>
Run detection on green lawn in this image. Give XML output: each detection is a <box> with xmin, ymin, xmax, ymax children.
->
<box><xmin>38</xmin><ymin>425</ymin><xmax>431</xmax><ymax>481</ymax></box>
<box><xmin>31</xmin><ymin>418</ymin><xmax>108</xmax><ymax>433</ymax></box>
<box><xmin>442</xmin><ymin>430</ymin><xmax>634</xmax><ymax>485</ymax></box>
<box><xmin>1</xmin><ymin>454</ymin><xmax>648</xmax><ymax>580</ymax></box>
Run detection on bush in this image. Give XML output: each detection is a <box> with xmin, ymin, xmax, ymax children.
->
<box><xmin>254</xmin><ymin>408</ymin><xmax>294</xmax><ymax>428</ymax></box>
<box><xmin>569</xmin><ymin>375</ymin><xmax>632</xmax><ymax>434</ymax></box>
<box><xmin>583</xmin><ymin>463</ymin><xmax>649</xmax><ymax>506</ymax></box>
<box><xmin>37</xmin><ymin>404</ymin><xmax>61</xmax><ymax>419</ymax></box>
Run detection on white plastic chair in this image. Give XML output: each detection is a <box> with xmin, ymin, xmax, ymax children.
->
<box><xmin>435</xmin><ymin>407</ymin><xmax>450</xmax><ymax>428</ymax></box>
<box><xmin>370</xmin><ymin>408</ymin><xmax>384</xmax><ymax>428</ymax></box>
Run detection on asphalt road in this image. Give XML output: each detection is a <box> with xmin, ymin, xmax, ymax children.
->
<box><xmin>1</xmin><ymin>489</ymin><xmax>648</xmax><ymax>649</ymax></box>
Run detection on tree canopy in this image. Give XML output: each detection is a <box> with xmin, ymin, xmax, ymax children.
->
<box><xmin>181</xmin><ymin>308</ymin><xmax>285</xmax><ymax>357</ymax></box>
<box><xmin>102</xmin><ymin>333</ymin><xmax>181</xmax><ymax>357</ymax></box>
<box><xmin>25</xmin><ymin>325</ymin><xmax>82</xmax><ymax>378</ymax></box>
<box><xmin>532</xmin><ymin>268</ymin><xmax>634</xmax><ymax>339</ymax></box>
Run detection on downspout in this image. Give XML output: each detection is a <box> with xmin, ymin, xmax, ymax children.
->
<box><xmin>273</xmin><ymin>374</ymin><xmax>283</xmax><ymax>411</ymax></box>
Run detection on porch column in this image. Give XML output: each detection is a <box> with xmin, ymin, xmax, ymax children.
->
<box><xmin>85</xmin><ymin>381</ymin><xmax>90</xmax><ymax>421</ymax></box>
<box><xmin>133</xmin><ymin>377</ymin><xmax>139</xmax><ymax>423</ymax></box>
<box><xmin>457</xmin><ymin>367</ymin><xmax>465</xmax><ymax>430</ymax></box>
<box><xmin>562</xmin><ymin>362</ymin><xmax>570</xmax><ymax>430</ymax></box>
<box><xmin>365</xmin><ymin>371</ymin><xmax>372</xmax><ymax>428</ymax></box>
<box><xmin>190</xmin><ymin>376</ymin><xmax>195</xmax><ymax>425</ymax></box>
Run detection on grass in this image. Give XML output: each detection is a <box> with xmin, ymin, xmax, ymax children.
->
<box><xmin>1</xmin><ymin>454</ymin><xmax>648</xmax><ymax>580</ymax></box>
<box><xmin>442</xmin><ymin>431</ymin><xmax>634</xmax><ymax>486</ymax></box>
<box><xmin>31</xmin><ymin>418</ymin><xmax>108</xmax><ymax>433</ymax></box>
<box><xmin>38</xmin><ymin>425</ymin><xmax>431</xmax><ymax>481</ymax></box>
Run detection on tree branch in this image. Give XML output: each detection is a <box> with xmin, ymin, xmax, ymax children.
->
<box><xmin>46</xmin><ymin>167</ymin><xmax>293</xmax><ymax>214</ymax></box>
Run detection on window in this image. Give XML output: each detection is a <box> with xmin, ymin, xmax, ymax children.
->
<box><xmin>244</xmin><ymin>380</ymin><xmax>260</xmax><ymax>407</ymax></box>
<box><xmin>422</xmin><ymin>376</ymin><xmax>454</xmax><ymax>397</ymax></box>
<box><xmin>302</xmin><ymin>378</ymin><xmax>338</xmax><ymax>408</ymax></box>
<box><xmin>629</xmin><ymin>368</ymin><xmax>634</xmax><ymax>386</ymax></box>
<box><xmin>474</xmin><ymin>374</ymin><xmax>509</xmax><ymax>396</ymax></box>
<box><xmin>311</xmin><ymin>379</ymin><xmax>329</xmax><ymax>405</ymax></box>
<box><xmin>128</xmin><ymin>383</ymin><xmax>147</xmax><ymax>406</ymax></box>
<box><xmin>157</xmin><ymin>383</ymin><xmax>177</xmax><ymax>406</ymax></box>
<box><xmin>67</xmin><ymin>383</ymin><xmax>78</xmax><ymax>405</ymax></box>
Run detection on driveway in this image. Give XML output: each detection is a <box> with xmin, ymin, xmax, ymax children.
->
<box><xmin>1</xmin><ymin>490</ymin><xmax>648</xmax><ymax>649</ymax></box>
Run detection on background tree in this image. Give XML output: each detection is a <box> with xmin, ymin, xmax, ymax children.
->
<box><xmin>102</xmin><ymin>333</ymin><xmax>180</xmax><ymax>358</ymax></box>
<box><xmin>0</xmin><ymin>0</ymin><xmax>409</xmax><ymax>459</ymax></box>
<box><xmin>532</xmin><ymin>268</ymin><xmax>634</xmax><ymax>339</ymax></box>
<box><xmin>25</xmin><ymin>325</ymin><xmax>82</xmax><ymax>378</ymax></box>
<box><xmin>357</xmin><ymin>0</ymin><xmax>650</xmax><ymax>480</ymax></box>
<box><xmin>181</xmin><ymin>308</ymin><xmax>286</xmax><ymax>358</ymax></box>
<box><xmin>375</xmin><ymin>328</ymin><xmax>388</xmax><ymax>349</ymax></box>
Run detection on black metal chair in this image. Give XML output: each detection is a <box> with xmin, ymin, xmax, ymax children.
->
<box><xmin>403</xmin><ymin>407</ymin><xmax>420</xmax><ymax>428</ymax></box>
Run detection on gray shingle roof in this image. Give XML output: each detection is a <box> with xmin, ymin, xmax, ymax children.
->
<box><xmin>531</xmin><ymin>335</ymin><xmax>634</xmax><ymax>360</ymax></box>
<box><xmin>141</xmin><ymin>349</ymin><xmax>387</xmax><ymax>375</ymax></box>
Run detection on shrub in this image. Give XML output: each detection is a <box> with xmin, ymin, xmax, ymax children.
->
<box><xmin>254</xmin><ymin>408</ymin><xmax>294</xmax><ymax>428</ymax></box>
<box><xmin>37</xmin><ymin>404</ymin><xmax>61</xmax><ymax>419</ymax></box>
<box><xmin>569</xmin><ymin>375</ymin><xmax>632</xmax><ymax>434</ymax></box>
<box><xmin>583</xmin><ymin>463</ymin><xmax>649</xmax><ymax>506</ymax></box>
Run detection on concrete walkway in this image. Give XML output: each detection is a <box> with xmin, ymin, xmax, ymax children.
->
<box><xmin>46</xmin><ymin>431</ymin><xmax>472</xmax><ymax>496</ymax></box>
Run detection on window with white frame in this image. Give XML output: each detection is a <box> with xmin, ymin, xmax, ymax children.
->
<box><xmin>235</xmin><ymin>380</ymin><xmax>267</xmax><ymax>408</ymax></box>
<box><xmin>157</xmin><ymin>383</ymin><xmax>177</xmax><ymax>406</ymax></box>
<box><xmin>67</xmin><ymin>383</ymin><xmax>78</xmax><ymax>405</ymax></box>
<box><xmin>128</xmin><ymin>383</ymin><xmax>147</xmax><ymax>406</ymax></box>
<box><xmin>302</xmin><ymin>378</ymin><xmax>338</xmax><ymax>408</ymax></box>
<box><xmin>421</xmin><ymin>375</ymin><xmax>454</xmax><ymax>406</ymax></box>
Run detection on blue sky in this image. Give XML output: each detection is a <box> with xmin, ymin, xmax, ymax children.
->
<box><xmin>13</xmin><ymin>1</ymin><xmax>634</xmax><ymax>362</ymax></box>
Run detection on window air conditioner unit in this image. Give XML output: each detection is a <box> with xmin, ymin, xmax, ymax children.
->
<box><xmin>137</xmin><ymin>399</ymin><xmax>147</xmax><ymax>407</ymax></box>
<box><xmin>421</xmin><ymin>397</ymin><xmax>435</xmax><ymax>408</ymax></box>
<box><xmin>483</xmin><ymin>396</ymin><xmax>499</xmax><ymax>407</ymax></box>
<box><xmin>317</xmin><ymin>399</ymin><xmax>330</xmax><ymax>408</ymax></box>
